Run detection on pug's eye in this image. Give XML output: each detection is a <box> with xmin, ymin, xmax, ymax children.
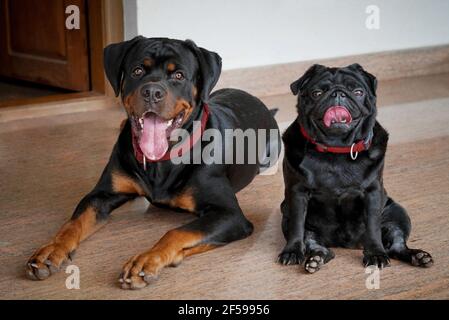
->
<box><xmin>173</xmin><ymin>71</ymin><xmax>185</xmax><ymax>81</ymax></box>
<box><xmin>132</xmin><ymin>67</ymin><xmax>144</xmax><ymax>78</ymax></box>
<box><xmin>311</xmin><ymin>90</ymin><xmax>323</xmax><ymax>98</ymax></box>
<box><xmin>353</xmin><ymin>89</ymin><xmax>364</xmax><ymax>96</ymax></box>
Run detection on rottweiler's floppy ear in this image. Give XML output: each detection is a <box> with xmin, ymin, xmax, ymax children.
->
<box><xmin>104</xmin><ymin>36</ymin><xmax>144</xmax><ymax>97</ymax></box>
<box><xmin>184</xmin><ymin>40</ymin><xmax>222</xmax><ymax>102</ymax></box>
<box><xmin>290</xmin><ymin>64</ymin><xmax>326</xmax><ymax>96</ymax></box>
<box><xmin>347</xmin><ymin>63</ymin><xmax>377</xmax><ymax>96</ymax></box>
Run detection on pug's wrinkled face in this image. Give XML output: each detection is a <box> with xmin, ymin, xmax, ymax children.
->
<box><xmin>104</xmin><ymin>37</ymin><xmax>221</xmax><ymax>161</ymax></box>
<box><xmin>291</xmin><ymin>64</ymin><xmax>377</xmax><ymax>146</ymax></box>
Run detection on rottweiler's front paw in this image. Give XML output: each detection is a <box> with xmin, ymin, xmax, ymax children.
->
<box><xmin>26</xmin><ymin>243</ymin><xmax>74</xmax><ymax>280</ymax></box>
<box><xmin>119</xmin><ymin>252</ymin><xmax>162</xmax><ymax>290</ymax></box>
<box><xmin>410</xmin><ymin>249</ymin><xmax>433</xmax><ymax>268</ymax></box>
<box><xmin>363</xmin><ymin>252</ymin><xmax>390</xmax><ymax>269</ymax></box>
<box><xmin>278</xmin><ymin>244</ymin><xmax>305</xmax><ymax>265</ymax></box>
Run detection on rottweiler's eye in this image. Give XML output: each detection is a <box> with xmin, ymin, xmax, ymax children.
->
<box><xmin>311</xmin><ymin>90</ymin><xmax>323</xmax><ymax>98</ymax></box>
<box><xmin>353</xmin><ymin>89</ymin><xmax>364</xmax><ymax>96</ymax></box>
<box><xmin>173</xmin><ymin>71</ymin><xmax>185</xmax><ymax>81</ymax></box>
<box><xmin>132</xmin><ymin>67</ymin><xmax>144</xmax><ymax>78</ymax></box>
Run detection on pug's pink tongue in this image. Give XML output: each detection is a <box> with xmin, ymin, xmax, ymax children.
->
<box><xmin>139</xmin><ymin>113</ymin><xmax>169</xmax><ymax>161</ymax></box>
<box><xmin>323</xmin><ymin>106</ymin><xmax>352</xmax><ymax>127</ymax></box>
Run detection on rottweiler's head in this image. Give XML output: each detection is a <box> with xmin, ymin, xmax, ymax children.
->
<box><xmin>290</xmin><ymin>64</ymin><xmax>377</xmax><ymax>146</ymax></box>
<box><xmin>104</xmin><ymin>36</ymin><xmax>222</xmax><ymax>160</ymax></box>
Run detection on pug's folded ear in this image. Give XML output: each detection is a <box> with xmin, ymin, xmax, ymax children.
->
<box><xmin>104</xmin><ymin>36</ymin><xmax>145</xmax><ymax>97</ymax></box>
<box><xmin>184</xmin><ymin>39</ymin><xmax>222</xmax><ymax>103</ymax></box>
<box><xmin>347</xmin><ymin>63</ymin><xmax>378</xmax><ymax>96</ymax></box>
<box><xmin>290</xmin><ymin>64</ymin><xmax>326</xmax><ymax>96</ymax></box>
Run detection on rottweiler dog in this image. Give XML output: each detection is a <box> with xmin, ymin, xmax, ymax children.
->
<box><xmin>279</xmin><ymin>64</ymin><xmax>433</xmax><ymax>273</ymax></box>
<box><xmin>26</xmin><ymin>36</ymin><xmax>280</xmax><ymax>289</ymax></box>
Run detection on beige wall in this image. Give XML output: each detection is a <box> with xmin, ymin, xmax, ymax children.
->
<box><xmin>124</xmin><ymin>0</ymin><xmax>449</xmax><ymax>70</ymax></box>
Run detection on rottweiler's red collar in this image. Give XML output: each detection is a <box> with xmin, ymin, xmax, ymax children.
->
<box><xmin>132</xmin><ymin>104</ymin><xmax>210</xmax><ymax>167</ymax></box>
<box><xmin>299</xmin><ymin>125</ymin><xmax>372</xmax><ymax>160</ymax></box>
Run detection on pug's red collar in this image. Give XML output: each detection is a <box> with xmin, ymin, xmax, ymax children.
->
<box><xmin>299</xmin><ymin>125</ymin><xmax>372</xmax><ymax>160</ymax></box>
<box><xmin>131</xmin><ymin>104</ymin><xmax>210</xmax><ymax>167</ymax></box>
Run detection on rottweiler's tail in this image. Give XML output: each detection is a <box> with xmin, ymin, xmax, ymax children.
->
<box><xmin>269</xmin><ymin>108</ymin><xmax>279</xmax><ymax>117</ymax></box>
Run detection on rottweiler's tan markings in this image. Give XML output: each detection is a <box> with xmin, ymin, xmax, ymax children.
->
<box><xmin>112</xmin><ymin>171</ymin><xmax>145</xmax><ymax>196</ymax></box>
<box><xmin>119</xmin><ymin>119</ymin><xmax>127</xmax><ymax>131</ymax></box>
<box><xmin>27</xmin><ymin>173</ymin><xmax>145</xmax><ymax>280</ymax></box>
<box><xmin>123</xmin><ymin>93</ymin><xmax>135</xmax><ymax>115</ymax></box>
<box><xmin>170</xmin><ymin>188</ymin><xmax>196</xmax><ymax>212</ymax></box>
<box><xmin>167</xmin><ymin>98</ymin><xmax>194</xmax><ymax>125</ymax></box>
<box><xmin>120</xmin><ymin>229</ymin><xmax>216</xmax><ymax>289</ymax></box>
<box><xmin>167</xmin><ymin>62</ymin><xmax>176</xmax><ymax>72</ymax></box>
<box><xmin>143</xmin><ymin>58</ymin><xmax>154</xmax><ymax>68</ymax></box>
<box><xmin>26</xmin><ymin>207</ymin><xmax>102</xmax><ymax>280</ymax></box>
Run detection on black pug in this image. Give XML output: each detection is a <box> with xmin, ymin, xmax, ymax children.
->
<box><xmin>279</xmin><ymin>63</ymin><xmax>433</xmax><ymax>273</ymax></box>
<box><xmin>26</xmin><ymin>36</ymin><xmax>280</xmax><ymax>289</ymax></box>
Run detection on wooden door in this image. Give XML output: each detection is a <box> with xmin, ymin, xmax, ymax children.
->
<box><xmin>0</xmin><ymin>0</ymin><xmax>90</xmax><ymax>91</ymax></box>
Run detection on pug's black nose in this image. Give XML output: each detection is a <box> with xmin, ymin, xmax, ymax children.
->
<box><xmin>331</xmin><ymin>90</ymin><xmax>346</xmax><ymax>98</ymax></box>
<box><xmin>140</xmin><ymin>85</ymin><xmax>166</xmax><ymax>103</ymax></box>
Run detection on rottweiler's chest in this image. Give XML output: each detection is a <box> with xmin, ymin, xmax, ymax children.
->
<box><xmin>136</xmin><ymin>166</ymin><xmax>197</xmax><ymax>213</ymax></box>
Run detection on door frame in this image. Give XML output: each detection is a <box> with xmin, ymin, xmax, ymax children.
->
<box><xmin>88</xmin><ymin>0</ymin><xmax>123</xmax><ymax>97</ymax></box>
<box><xmin>0</xmin><ymin>0</ymin><xmax>124</xmax><ymax>108</ymax></box>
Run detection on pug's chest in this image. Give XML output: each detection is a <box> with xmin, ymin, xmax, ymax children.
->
<box><xmin>298</xmin><ymin>153</ymin><xmax>371</xmax><ymax>195</ymax></box>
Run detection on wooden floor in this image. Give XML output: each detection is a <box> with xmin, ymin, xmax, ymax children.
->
<box><xmin>1</xmin><ymin>74</ymin><xmax>448</xmax><ymax>300</ymax></box>
<box><xmin>0</xmin><ymin>79</ymin><xmax>69</xmax><ymax>102</ymax></box>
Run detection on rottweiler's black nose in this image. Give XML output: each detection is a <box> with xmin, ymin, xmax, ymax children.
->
<box><xmin>140</xmin><ymin>84</ymin><xmax>166</xmax><ymax>103</ymax></box>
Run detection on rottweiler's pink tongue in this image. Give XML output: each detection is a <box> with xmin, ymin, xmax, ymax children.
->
<box><xmin>323</xmin><ymin>106</ymin><xmax>352</xmax><ymax>127</ymax></box>
<box><xmin>139</xmin><ymin>113</ymin><xmax>169</xmax><ymax>161</ymax></box>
